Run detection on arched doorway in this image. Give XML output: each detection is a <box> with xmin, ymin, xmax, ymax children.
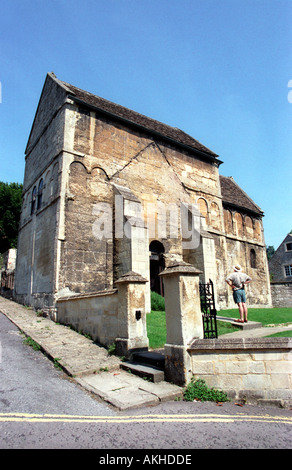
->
<box><xmin>149</xmin><ymin>240</ymin><xmax>165</xmax><ymax>296</ymax></box>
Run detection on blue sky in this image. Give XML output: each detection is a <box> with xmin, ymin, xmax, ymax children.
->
<box><xmin>0</xmin><ymin>0</ymin><xmax>291</xmax><ymax>248</ymax></box>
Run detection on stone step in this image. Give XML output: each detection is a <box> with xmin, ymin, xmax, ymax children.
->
<box><xmin>217</xmin><ymin>316</ymin><xmax>262</xmax><ymax>330</ymax></box>
<box><xmin>120</xmin><ymin>362</ymin><xmax>165</xmax><ymax>383</ymax></box>
<box><xmin>131</xmin><ymin>351</ymin><xmax>165</xmax><ymax>369</ymax></box>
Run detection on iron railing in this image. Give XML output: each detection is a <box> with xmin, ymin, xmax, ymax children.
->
<box><xmin>199</xmin><ymin>279</ymin><xmax>218</xmax><ymax>339</ymax></box>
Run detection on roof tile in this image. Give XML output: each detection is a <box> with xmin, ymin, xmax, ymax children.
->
<box><xmin>220</xmin><ymin>175</ymin><xmax>263</xmax><ymax>215</ymax></box>
<box><xmin>60</xmin><ymin>78</ymin><xmax>218</xmax><ymax>158</ymax></box>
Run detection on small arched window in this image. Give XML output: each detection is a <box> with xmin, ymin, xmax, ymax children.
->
<box><xmin>197</xmin><ymin>198</ymin><xmax>209</xmax><ymax>224</ymax></box>
<box><xmin>250</xmin><ymin>248</ymin><xmax>256</xmax><ymax>268</ymax></box>
<box><xmin>37</xmin><ymin>179</ymin><xmax>44</xmax><ymax>210</ymax></box>
<box><xmin>31</xmin><ymin>186</ymin><xmax>37</xmax><ymax>215</ymax></box>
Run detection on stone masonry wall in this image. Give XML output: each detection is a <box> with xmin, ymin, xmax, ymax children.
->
<box><xmin>14</xmin><ymin>75</ymin><xmax>67</xmax><ymax>311</ymax></box>
<box><xmin>222</xmin><ymin>238</ymin><xmax>271</xmax><ymax>308</ymax></box>
<box><xmin>189</xmin><ymin>337</ymin><xmax>292</xmax><ymax>408</ymax></box>
<box><xmin>270</xmin><ymin>282</ymin><xmax>292</xmax><ymax>307</ymax></box>
<box><xmin>56</xmin><ymin>289</ymin><xmax>119</xmax><ymax>346</ymax></box>
<box><xmin>59</xmin><ymin>160</ymin><xmax>114</xmax><ymax>294</ymax></box>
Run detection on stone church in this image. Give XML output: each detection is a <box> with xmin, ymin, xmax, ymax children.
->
<box><xmin>14</xmin><ymin>72</ymin><xmax>272</xmax><ymax>316</ymax></box>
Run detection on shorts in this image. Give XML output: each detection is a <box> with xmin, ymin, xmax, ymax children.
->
<box><xmin>233</xmin><ymin>288</ymin><xmax>246</xmax><ymax>304</ymax></box>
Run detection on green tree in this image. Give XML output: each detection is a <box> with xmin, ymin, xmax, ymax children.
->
<box><xmin>0</xmin><ymin>182</ymin><xmax>23</xmax><ymax>253</ymax></box>
<box><xmin>266</xmin><ymin>245</ymin><xmax>275</xmax><ymax>261</ymax></box>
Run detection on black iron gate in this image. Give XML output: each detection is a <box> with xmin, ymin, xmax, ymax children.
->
<box><xmin>199</xmin><ymin>279</ymin><xmax>218</xmax><ymax>339</ymax></box>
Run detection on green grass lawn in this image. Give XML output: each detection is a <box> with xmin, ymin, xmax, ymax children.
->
<box><xmin>146</xmin><ymin>311</ymin><xmax>167</xmax><ymax>349</ymax></box>
<box><xmin>218</xmin><ymin>307</ymin><xmax>292</xmax><ymax>326</ymax></box>
<box><xmin>146</xmin><ymin>307</ymin><xmax>292</xmax><ymax>350</ymax></box>
<box><xmin>266</xmin><ymin>330</ymin><xmax>292</xmax><ymax>338</ymax></box>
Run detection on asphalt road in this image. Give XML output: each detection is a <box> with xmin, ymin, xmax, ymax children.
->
<box><xmin>0</xmin><ymin>312</ymin><xmax>291</xmax><ymax>450</ymax></box>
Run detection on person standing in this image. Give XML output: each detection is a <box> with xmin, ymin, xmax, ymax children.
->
<box><xmin>226</xmin><ymin>264</ymin><xmax>252</xmax><ymax>323</ymax></box>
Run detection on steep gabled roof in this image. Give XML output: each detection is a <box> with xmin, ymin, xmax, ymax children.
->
<box><xmin>273</xmin><ymin>233</ymin><xmax>292</xmax><ymax>253</ymax></box>
<box><xmin>53</xmin><ymin>73</ymin><xmax>220</xmax><ymax>161</ymax></box>
<box><xmin>26</xmin><ymin>72</ymin><xmax>222</xmax><ymax>165</ymax></box>
<box><xmin>220</xmin><ymin>175</ymin><xmax>263</xmax><ymax>216</ymax></box>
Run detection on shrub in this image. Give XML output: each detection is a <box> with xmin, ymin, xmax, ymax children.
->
<box><xmin>23</xmin><ymin>336</ymin><xmax>41</xmax><ymax>351</ymax></box>
<box><xmin>151</xmin><ymin>291</ymin><xmax>165</xmax><ymax>311</ymax></box>
<box><xmin>184</xmin><ymin>378</ymin><xmax>229</xmax><ymax>402</ymax></box>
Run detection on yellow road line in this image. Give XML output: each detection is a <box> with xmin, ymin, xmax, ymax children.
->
<box><xmin>0</xmin><ymin>413</ymin><xmax>291</xmax><ymax>425</ymax></box>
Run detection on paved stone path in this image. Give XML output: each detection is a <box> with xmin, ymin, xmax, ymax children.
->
<box><xmin>0</xmin><ymin>296</ymin><xmax>182</xmax><ymax>410</ymax></box>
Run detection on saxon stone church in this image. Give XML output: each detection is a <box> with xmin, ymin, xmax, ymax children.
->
<box><xmin>14</xmin><ymin>73</ymin><xmax>272</xmax><ymax>315</ymax></box>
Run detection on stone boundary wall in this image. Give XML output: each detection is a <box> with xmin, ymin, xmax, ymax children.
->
<box><xmin>55</xmin><ymin>271</ymin><xmax>149</xmax><ymax>355</ymax></box>
<box><xmin>188</xmin><ymin>337</ymin><xmax>292</xmax><ymax>408</ymax></box>
<box><xmin>270</xmin><ymin>282</ymin><xmax>292</xmax><ymax>308</ymax></box>
<box><xmin>56</xmin><ymin>289</ymin><xmax>119</xmax><ymax>347</ymax></box>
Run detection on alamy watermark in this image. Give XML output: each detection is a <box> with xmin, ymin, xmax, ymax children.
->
<box><xmin>92</xmin><ymin>196</ymin><xmax>201</xmax><ymax>249</ymax></box>
<box><xmin>288</xmin><ymin>80</ymin><xmax>292</xmax><ymax>103</ymax></box>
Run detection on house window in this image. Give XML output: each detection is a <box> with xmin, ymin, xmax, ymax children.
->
<box><xmin>37</xmin><ymin>179</ymin><xmax>44</xmax><ymax>210</ymax></box>
<box><xmin>30</xmin><ymin>186</ymin><xmax>37</xmax><ymax>215</ymax></box>
<box><xmin>250</xmin><ymin>248</ymin><xmax>256</xmax><ymax>268</ymax></box>
<box><xmin>285</xmin><ymin>242</ymin><xmax>292</xmax><ymax>252</ymax></box>
<box><xmin>284</xmin><ymin>265</ymin><xmax>292</xmax><ymax>277</ymax></box>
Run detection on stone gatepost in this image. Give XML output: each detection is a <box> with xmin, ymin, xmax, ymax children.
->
<box><xmin>115</xmin><ymin>271</ymin><xmax>149</xmax><ymax>357</ymax></box>
<box><xmin>160</xmin><ymin>261</ymin><xmax>203</xmax><ymax>385</ymax></box>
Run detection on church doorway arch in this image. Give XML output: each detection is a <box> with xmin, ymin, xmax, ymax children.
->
<box><xmin>149</xmin><ymin>240</ymin><xmax>165</xmax><ymax>296</ymax></box>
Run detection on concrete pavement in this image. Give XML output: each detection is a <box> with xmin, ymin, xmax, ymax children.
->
<box><xmin>1</xmin><ymin>296</ymin><xmax>291</xmax><ymax>410</ymax></box>
<box><xmin>217</xmin><ymin>316</ymin><xmax>292</xmax><ymax>338</ymax></box>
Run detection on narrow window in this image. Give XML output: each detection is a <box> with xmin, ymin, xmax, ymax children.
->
<box><xmin>31</xmin><ymin>186</ymin><xmax>37</xmax><ymax>215</ymax></box>
<box><xmin>250</xmin><ymin>248</ymin><xmax>256</xmax><ymax>268</ymax></box>
<box><xmin>37</xmin><ymin>179</ymin><xmax>43</xmax><ymax>210</ymax></box>
<box><xmin>149</xmin><ymin>240</ymin><xmax>165</xmax><ymax>296</ymax></box>
<box><xmin>286</xmin><ymin>242</ymin><xmax>292</xmax><ymax>252</ymax></box>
